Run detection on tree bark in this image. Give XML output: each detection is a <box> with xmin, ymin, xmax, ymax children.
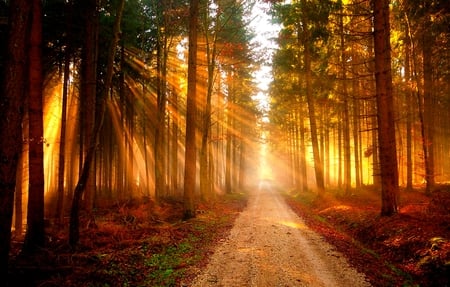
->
<box><xmin>340</xmin><ymin>11</ymin><xmax>351</xmax><ymax>195</ymax></box>
<box><xmin>79</xmin><ymin>0</ymin><xmax>98</xmax><ymax>213</ymax></box>
<box><xmin>372</xmin><ymin>0</ymin><xmax>399</xmax><ymax>216</ymax></box>
<box><xmin>421</xmin><ymin>8</ymin><xmax>435</xmax><ymax>195</ymax></box>
<box><xmin>23</xmin><ymin>0</ymin><xmax>45</xmax><ymax>254</ymax></box>
<box><xmin>300</xmin><ymin>0</ymin><xmax>324</xmax><ymax>195</ymax></box>
<box><xmin>69</xmin><ymin>0</ymin><xmax>125</xmax><ymax>247</ymax></box>
<box><xmin>304</xmin><ymin>36</ymin><xmax>325</xmax><ymax>195</ymax></box>
<box><xmin>56</xmin><ymin>1</ymin><xmax>74</xmax><ymax>223</ymax></box>
<box><xmin>0</xmin><ymin>0</ymin><xmax>31</xmax><ymax>276</ymax></box>
<box><xmin>183</xmin><ymin>0</ymin><xmax>199</xmax><ymax>219</ymax></box>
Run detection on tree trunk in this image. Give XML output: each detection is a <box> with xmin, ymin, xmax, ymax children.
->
<box><xmin>421</xmin><ymin>9</ymin><xmax>435</xmax><ymax>195</ymax></box>
<box><xmin>372</xmin><ymin>0</ymin><xmax>399</xmax><ymax>216</ymax></box>
<box><xmin>298</xmin><ymin>108</ymin><xmax>308</xmax><ymax>192</ymax></box>
<box><xmin>200</xmin><ymin>25</ymin><xmax>217</xmax><ymax>201</ymax></box>
<box><xmin>56</xmin><ymin>27</ymin><xmax>72</xmax><ymax>225</ymax></box>
<box><xmin>69</xmin><ymin>0</ymin><xmax>125</xmax><ymax>247</ymax></box>
<box><xmin>14</xmin><ymin>151</ymin><xmax>24</xmax><ymax>237</ymax></box>
<box><xmin>154</xmin><ymin>40</ymin><xmax>167</xmax><ymax>199</ymax></box>
<box><xmin>170</xmin><ymin>90</ymin><xmax>179</xmax><ymax>195</ymax></box>
<box><xmin>304</xmin><ymin>39</ymin><xmax>325</xmax><ymax>195</ymax></box>
<box><xmin>404</xmin><ymin>38</ymin><xmax>413</xmax><ymax>191</ymax></box>
<box><xmin>79</xmin><ymin>0</ymin><xmax>98</xmax><ymax>213</ymax></box>
<box><xmin>340</xmin><ymin>12</ymin><xmax>351</xmax><ymax>195</ymax></box>
<box><xmin>0</xmin><ymin>0</ymin><xmax>30</xmax><ymax>276</ymax></box>
<box><xmin>225</xmin><ymin>71</ymin><xmax>233</xmax><ymax>194</ymax></box>
<box><xmin>183</xmin><ymin>0</ymin><xmax>199</xmax><ymax>220</ymax></box>
<box><xmin>23</xmin><ymin>0</ymin><xmax>45</xmax><ymax>254</ymax></box>
<box><xmin>351</xmin><ymin>45</ymin><xmax>362</xmax><ymax>188</ymax></box>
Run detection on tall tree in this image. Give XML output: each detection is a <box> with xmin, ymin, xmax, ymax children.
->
<box><xmin>23</xmin><ymin>0</ymin><xmax>45</xmax><ymax>254</ymax></box>
<box><xmin>154</xmin><ymin>0</ymin><xmax>168</xmax><ymax>200</ymax></box>
<box><xmin>55</xmin><ymin>0</ymin><xmax>74</xmax><ymax>225</ymax></box>
<box><xmin>420</xmin><ymin>0</ymin><xmax>435</xmax><ymax>194</ymax></box>
<box><xmin>372</xmin><ymin>0</ymin><xmax>399</xmax><ymax>216</ymax></box>
<box><xmin>299</xmin><ymin>0</ymin><xmax>329</xmax><ymax>195</ymax></box>
<box><xmin>183</xmin><ymin>0</ymin><xmax>199</xmax><ymax>219</ymax></box>
<box><xmin>0</xmin><ymin>0</ymin><xmax>31</xmax><ymax>276</ymax></box>
<box><xmin>69</xmin><ymin>0</ymin><xmax>126</xmax><ymax>247</ymax></box>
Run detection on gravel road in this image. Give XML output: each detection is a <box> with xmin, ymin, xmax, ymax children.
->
<box><xmin>190</xmin><ymin>186</ymin><xmax>371</xmax><ymax>287</ymax></box>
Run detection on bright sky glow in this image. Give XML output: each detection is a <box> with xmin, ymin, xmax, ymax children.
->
<box><xmin>249</xmin><ymin>1</ymin><xmax>280</xmax><ymax>116</ymax></box>
<box><xmin>247</xmin><ymin>2</ymin><xmax>281</xmax><ymax>182</ymax></box>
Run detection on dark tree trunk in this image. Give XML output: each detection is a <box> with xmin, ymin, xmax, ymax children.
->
<box><xmin>372</xmin><ymin>0</ymin><xmax>399</xmax><ymax>216</ymax></box>
<box><xmin>299</xmin><ymin>0</ymin><xmax>324</xmax><ymax>195</ymax></box>
<box><xmin>304</xmin><ymin>39</ymin><xmax>325</xmax><ymax>195</ymax></box>
<box><xmin>79</xmin><ymin>0</ymin><xmax>98</xmax><ymax>213</ymax></box>
<box><xmin>23</xmin><ymin>0</ymin><xmax>45</xmax><ymax>254</ymax></box>
<box><xmin>69</xmin><ymin>0</ymin><xmax>125</xmax><ymax>247</ymax></box>
<box><xmin>421</xmin><ymin>8</ymin><xmax>435</xmax><ymax>195</ymax></box>
<box><xmin>0</xmin><ymin>0</ymin><xmax>31</xmax><ymax>276</ymax></box>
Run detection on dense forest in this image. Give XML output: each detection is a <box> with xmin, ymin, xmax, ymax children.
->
<box><xmin>0</xmin><ymin>0</ymin><xmax>449</xmax><ymax>285</ymax></box>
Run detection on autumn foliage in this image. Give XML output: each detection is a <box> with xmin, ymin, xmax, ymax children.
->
<box><xmin>286</xmin><ymin>186</ymin><xmax>450</xmax><ymax>286</ymax></box>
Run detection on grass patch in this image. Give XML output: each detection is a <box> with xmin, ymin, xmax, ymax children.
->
<box><xmin>143</xmin><ymin>241</ymin><xmax>193</xmax><ymax>287</ymax></box>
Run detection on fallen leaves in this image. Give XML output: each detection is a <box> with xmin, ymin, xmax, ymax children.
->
<box><xmin>285</xmin><ymin>185</ymin><xmax>450</xmax><ymax>287</ymax></box>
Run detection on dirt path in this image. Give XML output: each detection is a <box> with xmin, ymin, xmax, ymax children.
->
<box><xmin>190</xmin><ymin>187</ymin><xmax>371</xmax><ymax>287</ymax></box>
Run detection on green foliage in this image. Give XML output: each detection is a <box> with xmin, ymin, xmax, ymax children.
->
<box><xmin>143</xmin><ymin>242</ymin><xmax>193</xmax><ymax>287</ymax></box>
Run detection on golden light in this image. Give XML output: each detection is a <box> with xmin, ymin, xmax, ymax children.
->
<box><xmin>278</xmin><ymin>220</ymin><xmax>307</xmax><ymax>229</ymax></box>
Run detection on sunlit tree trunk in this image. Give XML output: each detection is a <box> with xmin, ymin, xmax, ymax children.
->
<box><xmin>224</xmin><ymin>70</ymin><xmax>233</xmax><ymax>194</ymax></box>
<box><xmin>404</xmin><ymin>38</ymin><xmax>413</xmax><ymax>191</ymax></box>
<box><xmin>351</xmin><ymin>44</ymin><xmax>362</xmax><ymax>188</ymax></box>
<box><xmin>337</xmin><ymin>119</ymin><xmax>342</xmax><ymax>187</ymax></box>
<box><xmin>154</xmin><ymin>39</ymin><xmax>168</xmax><ymax>199</ymax></box>
<box><xmin>56</xmin><ymin>2</ymin><xmax>73</xmax><ymax>222</ymax></box>
<box><xmin>200</xmin><ymin>16</ymin><xmax>218</xmax><ymax>200</ymax></box>
<box><xmin>142</xmin><ymin>82</ymin><xmax>151</xmax><ymax>197</ymax></box>
<box><xmin>170</xmin><ymin>90</ymin><xmax>179</xmax><ymax>195</ymax></box>
<box><xmin>298</xmin><ymin>109</ymin><xmax>308</xmax><ymax>192</ymax></box>
<box><xmin>304</xmin><ymin>42</ymin><xmax>325</xmax><ymax>195</ymax></box>
<box><xmin>292</xmin><ymin>112</ymin><xmax>300</xmax><ymax>189</ymax></box>
<box><xmin>372</xmin><ymin>0</ymin><xmax>398</xmax><ymax>216</ymax></box>
<box><xmin>323</xmin><ymin>114</ymin><xmax>330</xmax><ymax>187</ymax></box>
<box><xmin>297</xmin><ymin>0</ymin><xmax>324</xmax><ymax>194</ymax></box>
<box><xmin>366</xmin><ymin>32</ymin><xmax>381</xmax><ymax>188</ymax></box>
<box><xmin>23</xmin><ymin>0</ymin><xmax>45</xmax><ymax>254</ymax></box>
<box><xmin>340</xmin><ymin>11</ymin><xmax>351</xmax><ymax>195</ymax></box>
<box><xmin>14</xmin><ymin>151</ymin><xmax>24</xmax><ymax>237</ymax></box>
<box><xmin>238</xmin><ymin>130</ymin><xmax>246</xmax><ymax>189</ymax></box>
<box><xmin>421</xmin><ymin>7</ymin><xmax>435</xmax><ymax>195</ymax></box>
<box><xmin>127</xmin><ymin>88</ymin><xmax>135</xmax><ymax>199</ymax></box>
<box><xmin>183</xmin><ymin>0</ymin><xmax>199</xmax><ymax>219</ymax></box>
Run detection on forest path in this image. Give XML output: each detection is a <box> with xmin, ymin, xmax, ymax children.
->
<box><xmin>189</xmin><ymin>186</ymin><xmax>371</xmax><ymax>287</ymax></box>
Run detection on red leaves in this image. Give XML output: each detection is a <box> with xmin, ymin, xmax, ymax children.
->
<box><xmin>285</xmin><ymin>188</ymin><xmax>450</xmax><ymax>286</ymax></box>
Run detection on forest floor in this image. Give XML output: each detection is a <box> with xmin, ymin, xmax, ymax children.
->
<box><xmin>7</xmin><ymin>193</ymin><xmax>247</xmax><ymax>287</ymax></box>
<box><xmin>6</xmin><ymin>184</ymin><xmax>450</xmax><ymax>287</ymax></box>
<box><xmin>285</xmin><ymin>185</ymin><xmax>450</xmax><ymax>287</ymax></box>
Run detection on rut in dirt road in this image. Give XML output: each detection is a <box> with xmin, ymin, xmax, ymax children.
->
<box><xmin>190</xmin><ymin>186</ymin><xmax>371</xmax><ymax>287</ymax></box>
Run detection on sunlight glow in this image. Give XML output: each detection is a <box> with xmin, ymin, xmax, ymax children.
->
<box><xmin>278</xmin><ymin>220</ymin><xmax>307</xmax><ymax>229</ymax></box>
<box><xmin>43</xmin><ymin>81</ymin><xmax>63</xmax><ymax>194</ymax></box>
